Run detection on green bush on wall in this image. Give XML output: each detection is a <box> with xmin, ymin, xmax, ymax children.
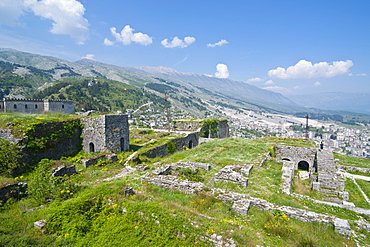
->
<box><xmin>166</xmin><ymin>141</ymin><xmax>176</xmax><ymax>154</ymax></box>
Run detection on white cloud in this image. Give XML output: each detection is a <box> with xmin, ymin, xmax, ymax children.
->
<box><xmin>104</xmin><ymin>25</ymin><xmax>152</xmax><ymax>46</ymax></box>
<box><xmin>25</xmin><ymin>0</ymin><xmax>89</xmax><ymax>44</ymax></box>
<box><xmin>268</xmin><ymin>60</ymin><xmax>353</xmax><ymax>79</ymax></box>
<box><xmin>246</xmin><ymin>77</ymin><xmax>263</xmax><ymax>83</ymax></box>
<box><xmin>263</xmin><ymin>86</ymin><xmax>291</xmax><ymax>94</ymax></box>
<box><xmin>161</xmin><ymin>36</ymin><xmax>196</xmax><ymax>48</ymax></box>
<box><xmin>0</xmin><ymin>0</ymin><xmax>25</xmax><ymax>26</ymax></box>
<box><xmin>103</xmin><ymin>38</ymin><xmax>114</xmax><ymax>46</ymax></box>
<box><xmin>264</xmin><ymin>80</ymin><xmax>274</xmax><ymax>85</ymax></box>
<box><xmin>207</xmin><ymin>39</ymin><xmax>229</xmax><ymax>48</ymax></box>
<box><xmin>215</xmin><ymin>63</ymin><xmax>229</xmax><ymax>79</ymax></box>
<box><xmin>82</xmin><ymin>54</ymin><xmax>95</xmax><ymax>60</ymax></box>
<box><xmin>356</xmin><ymin>73</ymin><xmax>367</xmax><ymax>76</ymax></box>
<box><xmin>0</xmin><ymin>0</ymin><xmax>89</xmax><ymax>43</ymax></box>
<box><xmin>314</xmin><ymin>81</ymin><xmax>321</xmax><ymax>87</ymax></box>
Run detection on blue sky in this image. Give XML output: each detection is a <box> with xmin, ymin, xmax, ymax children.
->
<box><xmin>0</xmin><ymin>0</ymin><xmax>369</xmax><ymax>95</ymax></box>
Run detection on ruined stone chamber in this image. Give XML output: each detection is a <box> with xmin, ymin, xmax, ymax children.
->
<box><xmin>275</xmin><ymin>145</ymin><xmax>345</xmax><ymax>202</ymax></box>
<box><xmin>81</xmin><ymin>115</ymin><xmax>129</xmax><ymax>153</ymax></box>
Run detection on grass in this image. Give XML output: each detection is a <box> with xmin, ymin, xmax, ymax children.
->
<box><xmin>0</xmin><ymin>112</ymin><xmax>78</xmax><ymax>131</ymax></box>
<box><xmin>0</xmin><ymin>136</ymin><xmax>369</xmax><ymax>246</ymax></box>
<box><xmin>356</xmin><ymin>179</ymin><xmax>370</xmax><ymax>202</ymax></box>
<box><xmin>334</xmin><ymin>152</ymin><xmax>370</xmax><ymax>168</ymax></box>
<box><xmin>345</xmin><ymin>178</ymin><xmax>370</xmax><ymax>209</ymax></box>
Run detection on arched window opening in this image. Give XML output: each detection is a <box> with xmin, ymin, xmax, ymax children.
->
<box><xmin>120</xmin><ymin>138</ymin><xmax>125</xmax><ymax>152</ymax></box>
<box><xmin>282</xmin><ymin>158</ymin><xmax>291</xmax><ymax>161</ymax></box>
<box><xmin>298</xmin><ymin>161</ymin><xmax>309</xmax><ymax>171</ymax></box>
<box><xmin>89</xmin><ymin>142</ymin><xmax>95</xmax><ymax>153</ymax></box>
<box><xmin>188</xmin><ymin>140</ymin><xmax>193</xmax><ymax>149</ymax></box>
<box><xmin>14</xmin><ymin>104</ymin><xmax>17</xmax><ymax>109</ymax></box>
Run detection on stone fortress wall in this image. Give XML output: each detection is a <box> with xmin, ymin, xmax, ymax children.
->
<box><xmin>0</xmin><ymin>98</ymin><xmax>74</xmax><ymax>115</ymax></box>
<box><xmin>173</xmin><ymin>119</ymin><xmax>229</xmax><ymax>138</ymax></box>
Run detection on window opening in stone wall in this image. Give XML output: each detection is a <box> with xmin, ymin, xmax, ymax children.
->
<box><xmin>298</xmin><ymin>161</ymin><xmax>309</xmax><ymax>171</ymax></box>
<box><xmin>35</xmin><ymin>105</ymin><xmax>38</xmax><ymax>109</ymax></box>
<box><xmin>14</xmin><ymin>104</ymin><xmax>17</xmax><ymax>109</ymax></box>
<box><xmin>120</xmin><ymin>138</ymin><xmax>125</xmax><ymax>152</ymax></box>
<box><xmin>25</xmin><ymin>104</ymin><xmax>28</xmax><ymax>109</ymax></box>
<box><xmin>62</xmin><ymin>105</ymin><xmax>64</xmax><ymax>109</ymax></box>
<box><xmin>89</xmin><ymin>142</ymin><xmax>95</xmax><ymax>153</ymax></box>
<box><xmin>188</xmin><ymin>140</ymin><xmax>193</xmax><ymax>149</ymax></box>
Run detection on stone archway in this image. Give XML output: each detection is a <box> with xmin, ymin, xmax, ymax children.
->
<box><xmin>298</xmin><ymin>160</ymin><xmax>309</xmax><ymax>171</ymax></box>
<box><xmin>188</xmin><ymin>140</ymin><xmax>193</xmax><ymax>149</ymax></box>
<box><xmin>89</xmin><ymin>142</ymin><xmax>95</xmax><ymax>153</ymax></box>
<box><xmin>120</xmin><ymin>138</ymin><xmax>125</xmax><ymax>152</ymax></box>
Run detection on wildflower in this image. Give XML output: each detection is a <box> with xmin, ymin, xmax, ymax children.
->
<box><xmin>134</xmin><ymin>226</ymin><xmax>139</xmax><ymax>229</ymax></box>
<box><xmin>60</xmin><ymin>190</ymin><xmax>65</xmax><ymax>193</ymax></box>
<box><xmin>70</xmin><ymin>192</ymin><xmax>73</xmax><ymax>195</ymax></box>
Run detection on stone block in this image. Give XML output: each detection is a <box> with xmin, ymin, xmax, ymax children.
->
<box><xmin>338</xmin><ymin>191</ymin><xmax>350</xmax><ymax>201</ymax></box>
<box><xmin>312</xmin><ymin>182</ymin><xmax>320</xmax><ymax>191</ymax></box>
<box><xmin>334</xmin><ymin>218</ymin><xmax>351</xmax><ymax>236</ymax></box>
<box><xmin>232</xmin><ymin>199</ymin><xmax>250</xmax><ymax>216</ymax></box>
<box><xmin>52</xmin><ymin>165</ymin><xmax>76</xmax><ymax>177</ymax></box>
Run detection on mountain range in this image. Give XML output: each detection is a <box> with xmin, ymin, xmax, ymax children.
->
<box><xmin>0</xmin><ymin>48</ymin><xmax>368</xmax><ymax>117</ymax></box>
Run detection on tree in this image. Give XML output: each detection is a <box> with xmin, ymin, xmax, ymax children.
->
<box><xmin>201</xmin><ymin>119</ymin><xmax>219</xmax><ymax>138</ymax></box>
<box><xmin>0</xmin><ymin>139</ymin><xmax>20</xmax><ymax>174</ymax></box>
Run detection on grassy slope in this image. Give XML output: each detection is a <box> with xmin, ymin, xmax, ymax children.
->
<box><xmin>2</xmin><ymin>133</ymin><xmax>368</xmax><ymax>246</ymax></box>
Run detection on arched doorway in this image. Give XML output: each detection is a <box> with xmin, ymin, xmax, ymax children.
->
<box><xmin>298</xmin><ymin>161</ymin><xmax>309</xmax><ymax>171</ymax></box>
<box><xmin>89</xmin><ymin>142</ymin><xmax>95</xmax><ymax>153</ymax></box>
<box><xmin>188</xmin><ymin>140</ymin><xmax>193</xmax><ymax>149</ymax></box>
<box><xmin>120</xmin><ymin>138</ymin><xmax>125</xmax><ymax>152</ymax></box>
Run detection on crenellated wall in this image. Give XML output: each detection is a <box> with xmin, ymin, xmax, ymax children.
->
<box><xmin>0</xmin><ymin>98</ymin><xmax>74</xmax><ymax>114</ymax></box>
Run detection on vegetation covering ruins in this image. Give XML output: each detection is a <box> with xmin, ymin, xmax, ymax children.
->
<box><xmin>0</xmin><ymin>112</ymin><xmax>370</xmax><ymax>246</ymax></box>
<box><xmin>1</xmin><ymin>50</ymin><xmax>370</xmax><ymax>246</ymax></box>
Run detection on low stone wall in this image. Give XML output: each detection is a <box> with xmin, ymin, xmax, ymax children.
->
<box><xmin>142</xmin><ymin>175</ymin><xmax>204</xmax><ymax>194</ymax></box>
<box><xmin>142</xmin><ymin>133</ymin><xmax>199</xmax><ymax>159</ymax></box>
<box><xmin>214</xmin><ymin>164</ymin><xmax>253</xmax><ymax>187</ymax></box>
<box><xmin>0</xmin><ymin>128</ymin><xmax>24</xmax><ymax>143</ymax></box>
<box><xmin>51</xmin><ymin>165</ymin><xmax>76</xmax><ymax>177</ymax></box>
<box><xmin>0</xmin><ymin>182</ymin><xmax>28</xmax><ymax>203</ymax></box>
<box><xmin>82</xmin><ymin>154</ymin><xmax>118</xmax><ymax>168</ymax></box>
<box><xmin>213</xmin><ymin>189</ymin><xmax>351</xmax><ymax>236</ymax></box>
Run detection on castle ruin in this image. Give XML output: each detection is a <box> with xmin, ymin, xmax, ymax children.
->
<box><xmin>81</xmin><ymin>115</ymin><xmax>129</xmax><ymax>153</ymax></box>
<box><xmin>0</xmin><ymin>98</ymin><xmax>74</xmax><ymax>115</ymax></box>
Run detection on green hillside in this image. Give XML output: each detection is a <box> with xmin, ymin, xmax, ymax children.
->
<box><xmin>31</xmin><ymin>78</ymin><xmax>168</xmax><ymax>113</ymax></box>
<box><xmin>1</xmin><ymin>127</ymin><xmax>369</xmax><ymax>246</ymax></box>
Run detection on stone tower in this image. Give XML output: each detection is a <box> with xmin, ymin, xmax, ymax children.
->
<box><xmin>81</xmin><ymin>115</ymin><xmax>129</xmax><ymax>153</ymax></box>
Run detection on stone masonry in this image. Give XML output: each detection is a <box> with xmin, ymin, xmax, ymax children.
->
<box><xmin>81</xmin><ymin>115</ymin><xmax>129</xmax><ymax>153</ymax></box>
<box><xmin>214</xmin><ymin>164</ymin><xmax>253</xmax><ymax>187</ymax></box>
<box><xmin>275</xmin><ymin>145</ymin><xmax>345</xmax><ymax>201</ymax></box>
<box><xmin>0</xmin><ymin>98</ymin><xmax>74</xmax><ymax>114</ymax></box>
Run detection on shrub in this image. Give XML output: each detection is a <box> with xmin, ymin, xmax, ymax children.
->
<box><xmin>27</xmin><ymin>159</ymin><xmax>79</xmax><ymax>204</ymax></box>
<box><xmin>166</xmin><ymin>141</ymin><xmax>176</xmax><ymax>154</ymax></box>
<box><xmin>0</xmin><ymin>139</ymin><xmax>20</xmax><ymax>174</ymax></box>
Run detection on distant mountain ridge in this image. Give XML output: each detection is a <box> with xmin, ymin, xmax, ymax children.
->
<box><xmin>0</xmin><ymin>48</ymin><xmax>304</xmax><ymax>114</ymax></box>
<box><xmin>288</xmin><ymin>92</ymin><xmax>370</xmax><ymax>114</ymax></box>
